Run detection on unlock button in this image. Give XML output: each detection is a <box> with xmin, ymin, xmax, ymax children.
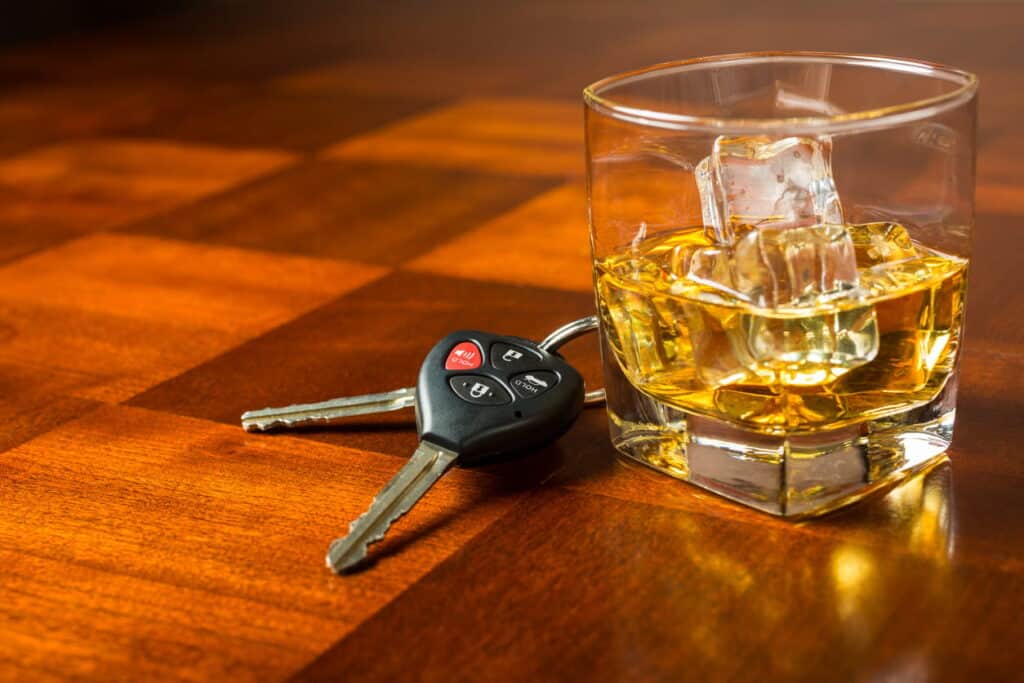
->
<box><xmin>449</xmin><ymin>375</ymin><xmax>511</xmax><ymax>406</ymax></box>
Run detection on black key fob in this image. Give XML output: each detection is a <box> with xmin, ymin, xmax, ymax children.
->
<box><xmin>415</xmin><ymin>331</ymin><xmax>585</xmax><ymax>463</ymax></box>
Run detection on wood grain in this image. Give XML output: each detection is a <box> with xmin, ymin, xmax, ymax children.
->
<box><xmin>0</xmin><ymin>233</ymin><xmax>386</xmax><ymax>402</ymax></box>
<box><xmin>323</xmin><ymin>99</ymin><xmax>584</xmax><ymax>176</ymax></box>
<box><xmin>0</xmin><ymin>139</ymin><xmax>295</xmax><ymax>264</ymax></box>
<box><xmin>0</xmin><ymin>360</ymin><xmax>101</xmax><ymax>452</ymax></box>
<box><xmin>123</xmin><ymin>160</ymin><xmax>560</xmax><ymax>265</ymax></box>
<box><xmin>296</xmin><ymin>485</ymin><xmax>1022</xmax><ymax>683</ymax></box>
<box><xmin>407</xmin><ymin>183</ymin><xmax>593</xmax><ymax>292</ymax></box>
<box><xmin>0</xmin><ymin>82</ymin><xmax>179</xmax><ymax>157</ymax></box>
<box><xmin>0</xmin><ymin>1</ymin><xmax>1021</xmax><ymax>681</ymax></box>
<box><xmin>131</xmin><ymin>83</ymin><xmax>444</xmax><ymax>152</ymax></box>
<box><xmin>0</xmin><ymin>405</ymin><xmax>517</xmax><ymax>681</ymax></box>
<box><xmin>276</xmin><ymin>57</ymin><xmax>523</xmax><ymax>99</ymax></box>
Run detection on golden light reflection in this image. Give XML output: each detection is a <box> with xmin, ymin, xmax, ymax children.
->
<box><xmin>831</xmin><ymin>545</ymin><xmax>877</xmax><ymax>621</ymax></box>
<box><xmin>827</xmin><ymin>459</ymin><xmax>953</xmax><ymax>647</ymax></box>
<box><xmin>884</xmin><ymin>458</ymin><xmax>954</xmax><ymax>562</ymax></box>
<box><xmin>599</xmin><ymin>456</ymin><xmax>954</xmax><ymax>674</ymax></box>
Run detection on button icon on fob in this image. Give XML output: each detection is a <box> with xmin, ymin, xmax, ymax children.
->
<box><xmin>449</xmin><ymin>375</ymin><xmax>510</xmax><ymax>405</ymax></box>
<box><xmin>445</xmin><ymin>342</ymin><xmax>482</xmax><ymax>370</ymax></box>
<box><xmin>490</xmin><ymin>342</ymin><xmax>541</xmax><ymax>371</ymax></box>
<box><xmin>502</xmin><ymin>348</ymin><xmax>523</xmax><ymax>362</ymax></box>
<box><xmin>510</xmin><ymin>371</ymin><xmax>558</xmax><ymax>398</ymax></box>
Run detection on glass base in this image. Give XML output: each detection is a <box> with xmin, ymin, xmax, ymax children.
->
<box><xmin>607</xmin><ymin>379</ymin><xmax>958</xmax><ymax>518</ymax></box>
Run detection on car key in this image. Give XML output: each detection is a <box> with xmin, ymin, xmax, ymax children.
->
<box><xmin>240</xmin><ymin>316</ymin><xmax>602</xmax><ymax>432</ymax></box>
<box><xmin>241</xmin><ymin>387</ymin><xmax>416</xmax><ymax>432</ymax></box>
<box><xmin>325</xmin><ymin>329</ymin><xmax>585</xmax><ymax>573</ymax></box>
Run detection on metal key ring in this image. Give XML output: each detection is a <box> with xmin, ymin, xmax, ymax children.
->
<box><xmin>538</xmin><ymin>316</ymin><xmax>606</xmax><ymax>406</ymax></box>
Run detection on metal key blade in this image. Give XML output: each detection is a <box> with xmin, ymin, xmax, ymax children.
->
<box><xmin>241</xmin><ymin>387</ymin><xmax>416</xmax><ymax>432</ymax></box>
<box><xmin>326</xmin><ymin>441</ymin><xmax>458</xmax><ymax>573</ymax></box>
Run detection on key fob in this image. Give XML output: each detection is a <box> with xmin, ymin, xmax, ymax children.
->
<box><xmin>415</xmin><ymin>331</ymin><xmax>585</xmax><ymax>463</ymax></box>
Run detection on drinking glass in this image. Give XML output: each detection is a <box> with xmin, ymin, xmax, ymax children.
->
<box><xmin>584</xmin><ymin>52</ymin><xmax>977</xmax><ymax>516</ymax></box>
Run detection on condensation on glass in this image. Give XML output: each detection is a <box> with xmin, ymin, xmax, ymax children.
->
<box><xmin>584</xmin><ymin>52</ymin><xmax>977</xmax><ymax>516</ymax></box>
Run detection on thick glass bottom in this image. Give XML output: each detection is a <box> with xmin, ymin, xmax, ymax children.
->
<box><xmin>607</xmin><ymin>378</ymin><xmax>957</xmax><ymax>517</ymax></box>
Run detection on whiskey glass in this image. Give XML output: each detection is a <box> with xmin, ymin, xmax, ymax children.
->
<box><xmin>584</xmin><ymin>52</ymin><xmax>977</xmax><ymax>516</ymax></box>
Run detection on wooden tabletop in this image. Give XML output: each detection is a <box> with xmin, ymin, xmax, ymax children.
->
<box><xmin>1</xmin><ymin>2</ymin><xmax>1022</xmax><ymax>681</ymax></box>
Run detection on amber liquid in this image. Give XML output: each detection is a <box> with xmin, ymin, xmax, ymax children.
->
<box><xmin>596</xmin><ymin>224</ymin><xmax>967</xmax><ymax>435</ymax></box>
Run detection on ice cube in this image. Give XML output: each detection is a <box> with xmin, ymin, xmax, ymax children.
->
<box><xmin>667</xmin><ymin>226</ymin><xmax>877</xmax><ymax>387</ymax></box>
<box><xmin>733</xmin><ymin>224</ymin><xmax>860</xmax><ymax>308</ymax></box>
<box><xmin>661</xmin><ymin>244</ymin><xmax>759</xmax><ymax>388</ymax></box>
<box><xmin>676</xmin><ymin>246</ymin><xmax>737</xmax><ymax>295</ymax></box>
<box><xmin>696</xmin><ymin>136</ymin><xmax>843</xmax><ymax>244</ymax></box>
<box><xmin>684</xmin><ymin>135</ymin><xmax>880</xmax><ymax>386</ymax></box>
<box><xmin>678</xmin><ymin>301</ymin><xmax>758</xmax><ymax>388</ymax></box>
<box><xmin>847</xmin><ymin>222</ymin><xmax>918</xmax><ymax>268</ymax></box>
<box><xmin>740</xmin><ymin>302</ymin><xmax>880</xmax><ymax>386</ymax></box>
<box><xmin>692</xmin><ymin>134</ymin><xmax>853</xmax><ymax>306</ymax></box>
<box><xmin>847</xmin><ymin>222</ymin><xmax>933</xmax><ymax>301</ymax></box>
<box><xmin>728</xmin><ymin>224</ymin><xmax>877</xmax><ymax>385</ymax></box>
<box><xmin>694</xmin><ymin>157</ymin><xmax>722</xmax><ymax>242</ymax></box>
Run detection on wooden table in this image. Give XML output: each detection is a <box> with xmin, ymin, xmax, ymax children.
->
<box><xmin>1</xmin><ymin>2</ymin><xmax>1021</xmax><ymax>680</ymax></box>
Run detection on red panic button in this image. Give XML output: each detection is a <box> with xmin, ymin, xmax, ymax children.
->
<box><xmin>444</xmin><ymin>341</ymin><xmax>482</xmax><ymax>370</ymax></box>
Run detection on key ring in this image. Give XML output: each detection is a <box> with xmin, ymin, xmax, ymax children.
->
<box><xmin>538</xmin><ymin>316</ymin><xmax>606</xmax><ymax>406</ymax></box>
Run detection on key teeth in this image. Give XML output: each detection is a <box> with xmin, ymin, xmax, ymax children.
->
<box><xmin>327</xmin><ymin>492</ymin><xmax>423</xmax><ymax>573</ymax></box>
<box><xmin>347</xmin><ymin>512</ymin><xmax>369</xmax><ymax>534</ymax></box>
<box><xmin>241</xmin><ymin>415</ymin><xmax>332</xmax><ymax>432</ymax></box>
<box><xmin>241</xmin><ymin>420</ymin><xmax>275</xmax><ymax>432</ymax></box>
<box><xmin>325</xmin><ymin>443</ymin><xmax>459</xmax><ymax>576</ymax></box>
<box><xmin>344</xmin><ymin>505</ymin><xmax>401</xmax><ymax>545</ymax></box>
<box><xmin>239</xmin><ymin>388</ymin><xmax>417</xmax><ymax>434</ymax></box>
<box><xmin>364</xmin><ymin>527</ymin><xmax>388</xmax><ymax>547</ymax></box>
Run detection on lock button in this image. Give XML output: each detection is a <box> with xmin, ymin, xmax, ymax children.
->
<box><xmin>490</xmin><ymin>342</ymin><xmax>542</xmax><ymax>371</ymax></box>
<box><xmin>448</xmin><ymin>375</ymin><xmax>511</xmax><ymax>406</ymax></box>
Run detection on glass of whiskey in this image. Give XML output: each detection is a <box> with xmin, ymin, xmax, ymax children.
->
<box><xmin>584</xmin><ymin>53</ymin><xmax>977</xmax><ymax>516</ymax></box>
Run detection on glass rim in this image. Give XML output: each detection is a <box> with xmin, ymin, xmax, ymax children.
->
<box><xmin>583</xmin><ymin>51</ymin><xmax>978</xmax><ymax>135</ymax></box>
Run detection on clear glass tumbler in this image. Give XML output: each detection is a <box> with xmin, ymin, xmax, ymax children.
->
<box><xmin>584</xmin><ymin>52</ymin><xmax>977</xmax><ymax>516</ymax></box>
